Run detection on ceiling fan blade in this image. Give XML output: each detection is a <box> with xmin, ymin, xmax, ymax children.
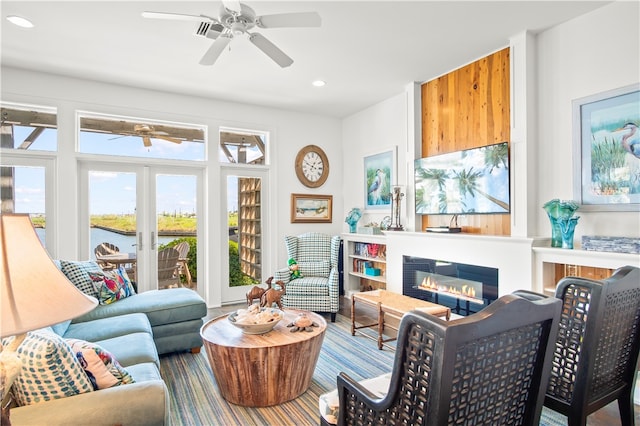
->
<box><xmin>142</xmin><ymin>11</ymin><xmax>214</xmax><ymax>22</ymax></box>
<box><xmin>256</xmin><ymin>12</ymin><xmax>321</xmax><ymax>29</ymax></box>
<box><xmin>249</xmin><ymin>33</ymin><xmax>293</xmax><ymax>68</ymax></box>
<box><xmin>156</xmin><ymin>136</ymin><xmax>183</xmax><ymax>144</ymax></box>
<box><xmin>199</xmin><ymin>35</ymin><xmax>232</xmax><ymax>66</ymax></box>
<box><xmin>142</xmin><ymin>136</ymin><xmax>152</xmax><ymax>147</ymax></box>
<box><xmin>221</xmin><ymin>0</ymin><xmax>242</xmax><ymax>14</ymax></box>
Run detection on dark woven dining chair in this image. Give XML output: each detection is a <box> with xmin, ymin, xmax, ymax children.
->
<box><xmin>325</xmin><ymin>293</ymin><xmax>561</xmax><ymax>426</ymax></box>
<box><xmin>543</xmin><ymin>265</ymin><xmax>640</xmax><ymax>426</ymax></box>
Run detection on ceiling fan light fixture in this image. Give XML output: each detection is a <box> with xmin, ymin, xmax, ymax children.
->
<box><xmin>312</xmin><ymin>80</ymin><xmax>326</xmax><ymax>87</ymax></box>
<box><xmin>7</xmin><ymin>15</ymin><xmax>34</xmax><ymax>28</ymax></box>
<box><xmin>230</xmin><ymin>22</ymin><xmax>245</xmax><ymax>35</ymax></box>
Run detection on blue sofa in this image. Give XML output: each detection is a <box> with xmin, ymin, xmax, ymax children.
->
<box><xmin>9</xmin><ymin>288</ymin><xmax>207</xmax><ymax>425</ymax></box>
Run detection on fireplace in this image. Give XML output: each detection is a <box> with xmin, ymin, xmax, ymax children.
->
<box><xmin>403</xmin><ymin>256</ymin><xmax>498</xmax><ymax>316</ymax></box>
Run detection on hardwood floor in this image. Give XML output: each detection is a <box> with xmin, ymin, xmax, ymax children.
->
<box><xmin>206</xmin><ymin>297</ymin><xmax>638</xmax><ymax>425</ymax></box>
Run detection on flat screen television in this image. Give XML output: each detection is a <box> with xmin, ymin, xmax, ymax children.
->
<box><xmin>415</xmin><ymin>141</ymin><xmax>510</xmax><ymax>215</ymax></box>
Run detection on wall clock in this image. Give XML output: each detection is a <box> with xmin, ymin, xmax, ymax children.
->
<box><xmin>295</xmin><ymin>145</ymin><xmax>329</xmax><ymax>188</ymax></box>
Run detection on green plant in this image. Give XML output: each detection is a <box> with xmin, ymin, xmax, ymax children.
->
<box><xmin>228</xmin><ymin>240</ymin><xmax>259</xmax><ymax>287</ymax></box>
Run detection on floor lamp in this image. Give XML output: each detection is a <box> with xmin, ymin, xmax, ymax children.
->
<box><xmin>0</xmin><ymin>214</ymin><xmax>97</xmax><ymax>424</ymax></box>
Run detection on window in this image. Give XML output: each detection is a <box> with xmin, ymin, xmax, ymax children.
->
<box><xmin>78</xmin><ymin>112</ymin><xmax>206</xmax><ymax>161</ymax></box>
<box><xmin>1</xmin><ymin>104</ymin><xmax>57</xmax><ymax>151</ymax></box>
<box><xmin>0</xmin><ymin>164</ymin><xmax>47</xmax><ymax>244</ymax></box>
<box><xmin>219</xmin><ymin>129</ymin><xmax>266</xmax><ymax>165</ymax></box>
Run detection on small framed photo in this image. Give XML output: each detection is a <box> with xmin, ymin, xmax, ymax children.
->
<box><xmin>364</xmin><ymin>147</ymin><xmax>396</xmax><ymax>211</ymax></box>
<box><xmin>572</xmin><ymin>83</ymin><xmax>640</xmax><ymax>211</ymax></box>
<box><xmin>291</xmin><ymin>193</ymin><xmax>333</xmax><ymax>223</ymax></box>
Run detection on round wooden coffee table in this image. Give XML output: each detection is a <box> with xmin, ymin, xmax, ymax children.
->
<box><xmin>200</xmin><ymin>309</ymin><xmax>327</xmax><ymax>407</ymax></box>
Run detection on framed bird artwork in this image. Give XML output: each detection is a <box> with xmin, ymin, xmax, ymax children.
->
<box><xmin>572</xmin><ymin>83</ymin><xmax>639</xmax><ymax>211</ymax></box>
<box><xmin>364</xmin><ymin>147</ymin><xmax>396</xmax><ymax>210</ymax></box>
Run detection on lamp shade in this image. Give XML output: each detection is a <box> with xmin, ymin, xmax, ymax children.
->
<box><xmin>1</xmin><ymin>214</ymin><xmax>97</xmax><ymax>338</ymax></box>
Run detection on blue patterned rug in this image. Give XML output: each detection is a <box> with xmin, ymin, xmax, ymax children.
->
<box><xmin>160</xmin><ymin>314</ymin><xmax>568</xmax><ymax>425</ymax></box>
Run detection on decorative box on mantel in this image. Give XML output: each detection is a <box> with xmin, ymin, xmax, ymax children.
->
<box><xmin>582</xmin><ymin>236</ymin><xmax>640</xmax><ymax>255</ymax></box>
<box><xmin>357</xmin><ymin>227</ymin><xmax>383</xmax><ymax>235</ymax></box>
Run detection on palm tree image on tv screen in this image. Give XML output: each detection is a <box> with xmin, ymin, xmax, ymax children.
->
<box><xmin>415</xmin><ymin>142</ymin><xmax>510</xmax><ymax>215</ymax></box>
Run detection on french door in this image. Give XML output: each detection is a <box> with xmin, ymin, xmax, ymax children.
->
<box><xmin>220</xmin><ymin>166</ymin><xmax>272</xmax><ymax>304</ymax></box>
<box><xmin>79</xmin><ymin>161</ymin><xmax>203</xmax><ymax>294</ymax></box>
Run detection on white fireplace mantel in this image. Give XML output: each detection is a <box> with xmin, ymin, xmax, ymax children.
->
<box><xmin>383</xmin><ymin>231</ymin><xmax>640</xmax><ymax>297</ymax></box>
<box><xmin>383</xmin><ymin>231</ymin><xmax>537</xmax><ymax>296</ymax></box>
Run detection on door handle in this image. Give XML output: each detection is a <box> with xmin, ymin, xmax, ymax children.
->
<box><xmin>151</xmin><ymin>231</ymin><xmax>156</xmax><ymax>250</ymax></box>
<box><xmin>133</xmin><ymin>232</ymin><xmax>143</xmax><ymax>250</ymax></box>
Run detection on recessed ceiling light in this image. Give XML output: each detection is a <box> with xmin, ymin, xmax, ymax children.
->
<box><xmin>7</xmin><ymin>15</ymin><xmax>34</xmax><ymax>28</ymax></box>
<box><xmin>312</xmin><ymin>80</ymin><xmax>326</xmax><ymax>87</ymax></box>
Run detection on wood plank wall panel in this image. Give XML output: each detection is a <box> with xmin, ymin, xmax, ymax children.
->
<box><xmin>420</xmin><ymin>47</ymin><xmax>511</xmax><ymax>235</ymax></box>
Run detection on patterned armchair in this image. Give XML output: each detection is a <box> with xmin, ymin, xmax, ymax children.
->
<box><xmin>319</xmin><ymin>292</ymin><xmax>562</xmax><ymax>425</ymax></box>
<box><xmin>274</xmin><ymin>233</ymin><xmax>341</xmax><ymax>322</ymax></box>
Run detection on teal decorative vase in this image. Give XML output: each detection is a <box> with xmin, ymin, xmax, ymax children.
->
<box><xmin>345</xmin><ymin>208</ymin><xmax>363</xmax><ymax>233</ymax></box>
<box><xmin>559</xmin><ymin>216</ymin><xmax>580</xmax><ymax>249</ymax></box>
<box><xmin>543</xmin><ymin>199</ymin><xmax>579</xmax><ymax>248</ymax></box>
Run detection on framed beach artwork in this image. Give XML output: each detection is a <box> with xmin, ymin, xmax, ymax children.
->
<box><xmin>290</xmin><ymin>193</ymin><xmax>333</xmax><ymax>223</ymax></box>
<box><xmin>364</xmin><ymin>147</ymin><xmax>396</xmax><ymax>210</ymax></box>
<box><xmin>572</xmin><ymin>83</ymin><xmax>640</xmax><ymax>211</ymax></box>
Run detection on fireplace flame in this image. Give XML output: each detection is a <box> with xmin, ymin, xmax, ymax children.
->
<box><xmin>419</xmin><ymin>276</ymin><xmax>478</xmax><ymax>300</ymax></box>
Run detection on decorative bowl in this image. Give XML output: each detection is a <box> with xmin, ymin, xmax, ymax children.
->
<box><xmin>228</xmin><ymin>307</ymin><xmax>284</xmax><ymax>335</ymax></box>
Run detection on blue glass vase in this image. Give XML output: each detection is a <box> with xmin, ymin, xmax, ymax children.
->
<box><xmin>559</xmin><ymin>217</ymin><xmax>580</xmax><ymax>249</ymax></box>
<box><xmin>543</xmin><ymin>199</ymin><xmax>579</xmax><ymax>248</ymax></box>
<box><xmin>345</xmin><ymin>208</ymin><xmax>362</xmax><ymax>233</ymax></box>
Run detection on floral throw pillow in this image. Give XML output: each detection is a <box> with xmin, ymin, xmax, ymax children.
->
<box><xmin>66</xmin><ymin>339</ymin><xmax>135</xmax><ymax>390</ymax></box>
<box><xmin>88</xmin><ymin>272</ymin><xmax>126</xmax><ymax>305</ymax></box>
<box><xmin>115</xmin><ymin>266</ymin><xmax>136</xmax><ymax>297</ymax></box>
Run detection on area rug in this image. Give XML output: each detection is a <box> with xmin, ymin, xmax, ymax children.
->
<box><xmin>160</xmin><ymin>315</ymin><xmax>568</xmax><ymax>425</ymax></box>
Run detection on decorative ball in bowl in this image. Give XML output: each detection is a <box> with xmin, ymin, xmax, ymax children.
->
<box><xmin>228</xmin><ymin>305</ymin><xmax>284</xmax><ymax>335</ymax></box>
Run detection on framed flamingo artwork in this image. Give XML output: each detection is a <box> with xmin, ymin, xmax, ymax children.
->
<box><xmin>364</xmin><ymin>147</ymin><xmax>396</xmax><ymax>211</ymax></box>
<box><xmin>572</xmin><ymin>83</ymin><xmax>639</xmax><ymax>211</ymax></box>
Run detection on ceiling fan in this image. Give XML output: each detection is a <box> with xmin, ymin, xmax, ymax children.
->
<box><xmin>111</xmin><ymin>124</ymin><xmax>183</xmax><ymax>148</ymax></box>
<box><xmin>142</xmin><ymin>0</ymin><xmax>321</xmax><ymax>68</ymax></box>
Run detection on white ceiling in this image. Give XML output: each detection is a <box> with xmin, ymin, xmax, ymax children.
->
<box><xmin>1</xmin><ymin>1</ymin><xmax>609</xmax><ymax>118</ymax></box>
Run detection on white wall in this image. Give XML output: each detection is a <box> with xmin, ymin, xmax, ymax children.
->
<box><xmin>536</xmin><ymin>1</ymin><xmax>640</xmax><ymax>240</ymax></box>
<box><xmin>1</xmin><ymin>68</ymin><xmax>342</xmax><ymax>307</ymax></box>
<box><xmin>343</xmin><ymin>1</ymin><xmax>639</xmax><ymax>244</ymax></box>
<box><xmin>342</xmin><ymin>84</ymin><xmax>420</xmax><ymax>233</ymax></box>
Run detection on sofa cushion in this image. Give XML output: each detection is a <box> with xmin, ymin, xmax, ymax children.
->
<box><xmin>125</xmin><ymin>362</ymin><xmax>163</xmax><ymax>383</ymax></box>
<box><xmin>95</xmin><ymin>332</ymin><xmax>160</xmax><ymax>368</ymax></box>
<box><xmin>66</xmin><ymin>338</ymin><xmax>135</xmax><ymax>390</ymax></box>
<box><xmin>50</xmin><ymin>319</ymin><xmax>72</xmax><ymax>336</ymax></box>
<box><xmin>8</xmin><ymin>329</ymin><xmax>94</xmax><ymax>406</ymax></box>
<box><xmin>72</xmin><ymin>288</ymin><xmax>206</xmax><ymax>327</ymax></box>
<box><xmin>63</xmin><ymin>313</ymin><xmax>152</xmax><ymax>342</ymax></box>
<box><xmin>59</xmin><ymin>260</ymin><xmax>102</xmax><ymax>298</ymax></box>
